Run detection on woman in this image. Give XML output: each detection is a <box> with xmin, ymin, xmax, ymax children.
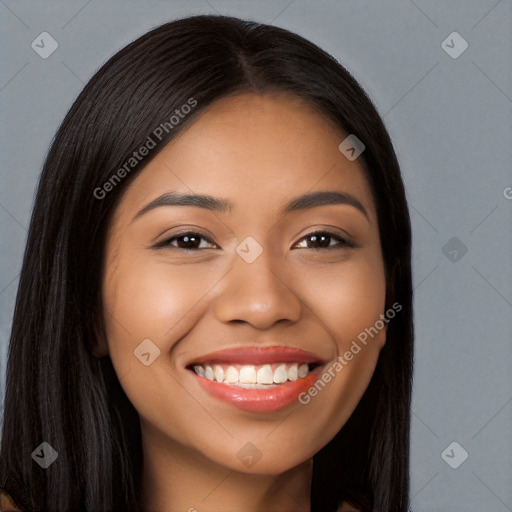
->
<box><xmin>0</xmin><ymin>14</ymin><xmax>413</xmax><ymax>512</ymax></box>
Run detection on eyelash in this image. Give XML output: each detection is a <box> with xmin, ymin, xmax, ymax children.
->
<box><xmin>156</xmin><ymin>230</ymin><xmax>358</xmax><ymax>251</ymax></box>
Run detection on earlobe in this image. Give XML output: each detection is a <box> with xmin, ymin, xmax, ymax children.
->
<box><xmin>91</xmin><ymin>339</ymin><xmax>109</xmax><ymax>358</ymax></box>
<box><xmin>90</xmin><ymin>314</ymin><xmax>109</xmax><ymax>358</ymax></box>
<box><xmin>90</xmin><ymin>334</ymin><xmax>109</xmax><ymax>358</ymax></box>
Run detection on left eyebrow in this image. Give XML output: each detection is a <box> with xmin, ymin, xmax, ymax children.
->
<box><xmin>132</xmin><ymin>189</ymin><xmax>368</xmax><ymax>222</ymax></box>
<box><xmin>283</xmin><ymin>191</ymin><xmax>369</xmax><ymax>219</ymax></box>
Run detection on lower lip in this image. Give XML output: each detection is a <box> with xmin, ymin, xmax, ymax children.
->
<box><xmin>190</xmin><ymin>366</ymin><xmax>323</xmax><ymax>413</ymax></box>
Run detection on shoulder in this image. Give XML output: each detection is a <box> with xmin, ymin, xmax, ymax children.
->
<box><xmin>338</xmin><ymin>499</ymin><xmax>362</xmax><ymax>511</ymax></box>
<box><xmin>0</xmin><ymin>488</ymin><xmax>23</xmax><ymax>511</ymax></box>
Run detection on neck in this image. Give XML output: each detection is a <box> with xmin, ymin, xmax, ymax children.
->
<box><xmin>139</xmin><ymin>427</ymin><xmax>312</xmax><ymax>512</ymax></box>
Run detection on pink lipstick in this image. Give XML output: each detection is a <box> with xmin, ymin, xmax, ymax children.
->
<box><xmin>187</xmin><ymin>346</ymin><xmax>326</xmax><ymax>413</ymax></box>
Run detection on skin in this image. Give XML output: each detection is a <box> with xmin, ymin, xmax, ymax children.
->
<box><xmin>93</xmin><ymin>92</ymin><xmax>387</xmax><ymax>512</ymax></box>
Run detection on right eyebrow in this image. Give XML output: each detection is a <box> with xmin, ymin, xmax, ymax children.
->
<box><xmin>133</xmin><ymin>191</ymin><xmax>234</xmax><ymax>222</ymax></box>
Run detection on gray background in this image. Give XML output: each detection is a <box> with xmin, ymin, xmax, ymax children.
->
<box><xmin>1</xmin><ymin>1</ymin><xmax>511</xmax><ymax>510</ymax></box>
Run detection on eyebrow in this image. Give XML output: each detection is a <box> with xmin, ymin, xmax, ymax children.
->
<box><xmin>283</xmin><ymin>190</ymin><xmax>368</xmax><ymax>218</ymax></box>
<box><xmin>133</xmin><ymin>190</ymin><xmax>368</xmax><ymax>220</ymax></box>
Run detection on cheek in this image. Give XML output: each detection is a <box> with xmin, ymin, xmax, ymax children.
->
<box><xmin>101</xmin><ymin>253</ymin><xmax>221</xmax><ymax>379</ymax></box>
<box><xmin>301</xmin><ymin>254</ymin><xmax>387</xmax><ymax>350</ymax></box>
<box><xmin>290</xmin><ymin>253</ymin><xmax>387</xmax><ymax>441</ymax></box>
<box><xmin>100</xmin><ymin>256</ymin><xmax>219</xmax><ymax>436</ymax></box>
<box><xmin>104</xmin><ymin>256</ymin><xmax>215</xmax><ymax>336</ymax></box>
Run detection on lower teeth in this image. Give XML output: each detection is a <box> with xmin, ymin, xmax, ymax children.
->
<box><xmin>218</xmin><ymin>381</ymin><xmax>290</xmax><ymax>389</ymax></box>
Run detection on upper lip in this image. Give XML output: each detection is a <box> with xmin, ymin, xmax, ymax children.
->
<box><xmin>188</xmin><ymin>346</ymin><xmax>328</xmax><ymax>366</ymax></box>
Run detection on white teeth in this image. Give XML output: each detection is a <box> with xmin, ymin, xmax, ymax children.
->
<box><xmin>256</xmin><ymin>364</ymin><xmax>274</xmax><ymax>384</ymax></box>
<box><xmin>273</xmin><ymin>364</ymin><xmax>288</xmax><ymax>384</ymax></box>
<box><xmin>193</xmin><ymin>362</ymin><xmax>313</xmax><ymax>385</ymax></box>
<box><xmin>298</xmin><ymin>363</ymin><xmax>309</xmax><ymax>378</ymax></box>
<box><xmin>204</xmin><ymin>365</ymin><xmax>214</xmax><ymax>381</ymax></box>
<box><xmin>239</xmin><ymin>365</ymin><xmax>257</xmax><ymax>384</ymax></box>
<box><xmin>287</xmin><ymin>363</ymin><xmax>298</xmax><ymax>381</ymax></box>
<box><xmin>194</xmin><ymin>365</ymin><xmax>205</xmax><ymax>378</ymax></box>
<box><xmin>225</xmin><ymin>366</ymin><xmax>238</xmax><ymax>383</ymax></box>
<box><xmin>213</xmin><ymin>365</ymin><xmax>224</xmax><ymax>383</ymax></box>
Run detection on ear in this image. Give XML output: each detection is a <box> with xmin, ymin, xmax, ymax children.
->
<box><xmin>89</xmin><ymin>309</ymin><xmax>109</xmax><ymax>358</ymax></box>
<box><xmin>90</xmin><ymin>335</ymin><xmax>109</xmax><ymax>358</ymax></box>
<box><xmin>384</xmin><ymin>259</ymin><xmax>398</xmax><ymax>313</ymax></box>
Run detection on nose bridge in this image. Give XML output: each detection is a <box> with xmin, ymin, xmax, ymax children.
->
<box><xmin>212</xmin><ymin>242</ymin><xmax>302</xmax><ymax>328</ymax></box>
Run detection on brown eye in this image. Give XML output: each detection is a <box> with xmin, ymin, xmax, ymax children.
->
<box><xmin>159</xmin><ymin>232</ymin><xmax>218</xmax><ymax>250</ymax></box>
<box><xmin>294</xmin><ymin>231</ymin><xmax>356</xmax><ymax>250</ymax></box>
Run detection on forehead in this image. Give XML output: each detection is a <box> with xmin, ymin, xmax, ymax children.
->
<box><xmin>116</xmin><ymin>92</ymin><xmax>376</xmax><ymax>222</ymax></box>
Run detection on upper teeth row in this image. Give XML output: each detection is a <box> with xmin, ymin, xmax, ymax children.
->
<box><xmin>193</xmin><ymin>363</ymin><xmax>310</xmax><ymax>385</ymax></box>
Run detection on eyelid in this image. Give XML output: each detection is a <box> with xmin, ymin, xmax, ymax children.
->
<box><xmin>153</xmin><ymin>230</ymin><xmax>220</xmax><ymax>250</ymax></box>
<box><xmin>292</xmin><ymin>229</ymin><xmax>360</xmax><ymax>250</ymax></box>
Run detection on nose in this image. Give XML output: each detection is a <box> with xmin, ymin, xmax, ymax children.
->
<box><xmin>212</xmin><ymin>251</ymin><xmax>302</xmax><ymax>330</ymax></box>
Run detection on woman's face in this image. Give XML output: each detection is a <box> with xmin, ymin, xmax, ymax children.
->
<box><xmin>97</xmin><ymin>92</ymin><xmax>387</xmax><ymax>474</ymax></box>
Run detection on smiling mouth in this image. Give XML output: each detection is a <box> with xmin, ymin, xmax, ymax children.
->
<box><xmin>186</xmin><ymin>346</ymin><xmax>327</xmax><ymax>412</ymax></box>
<box><xmin>190</xmin><ymin>362</ymin><xmax>320</xmax><ymax>389</ymax></box>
